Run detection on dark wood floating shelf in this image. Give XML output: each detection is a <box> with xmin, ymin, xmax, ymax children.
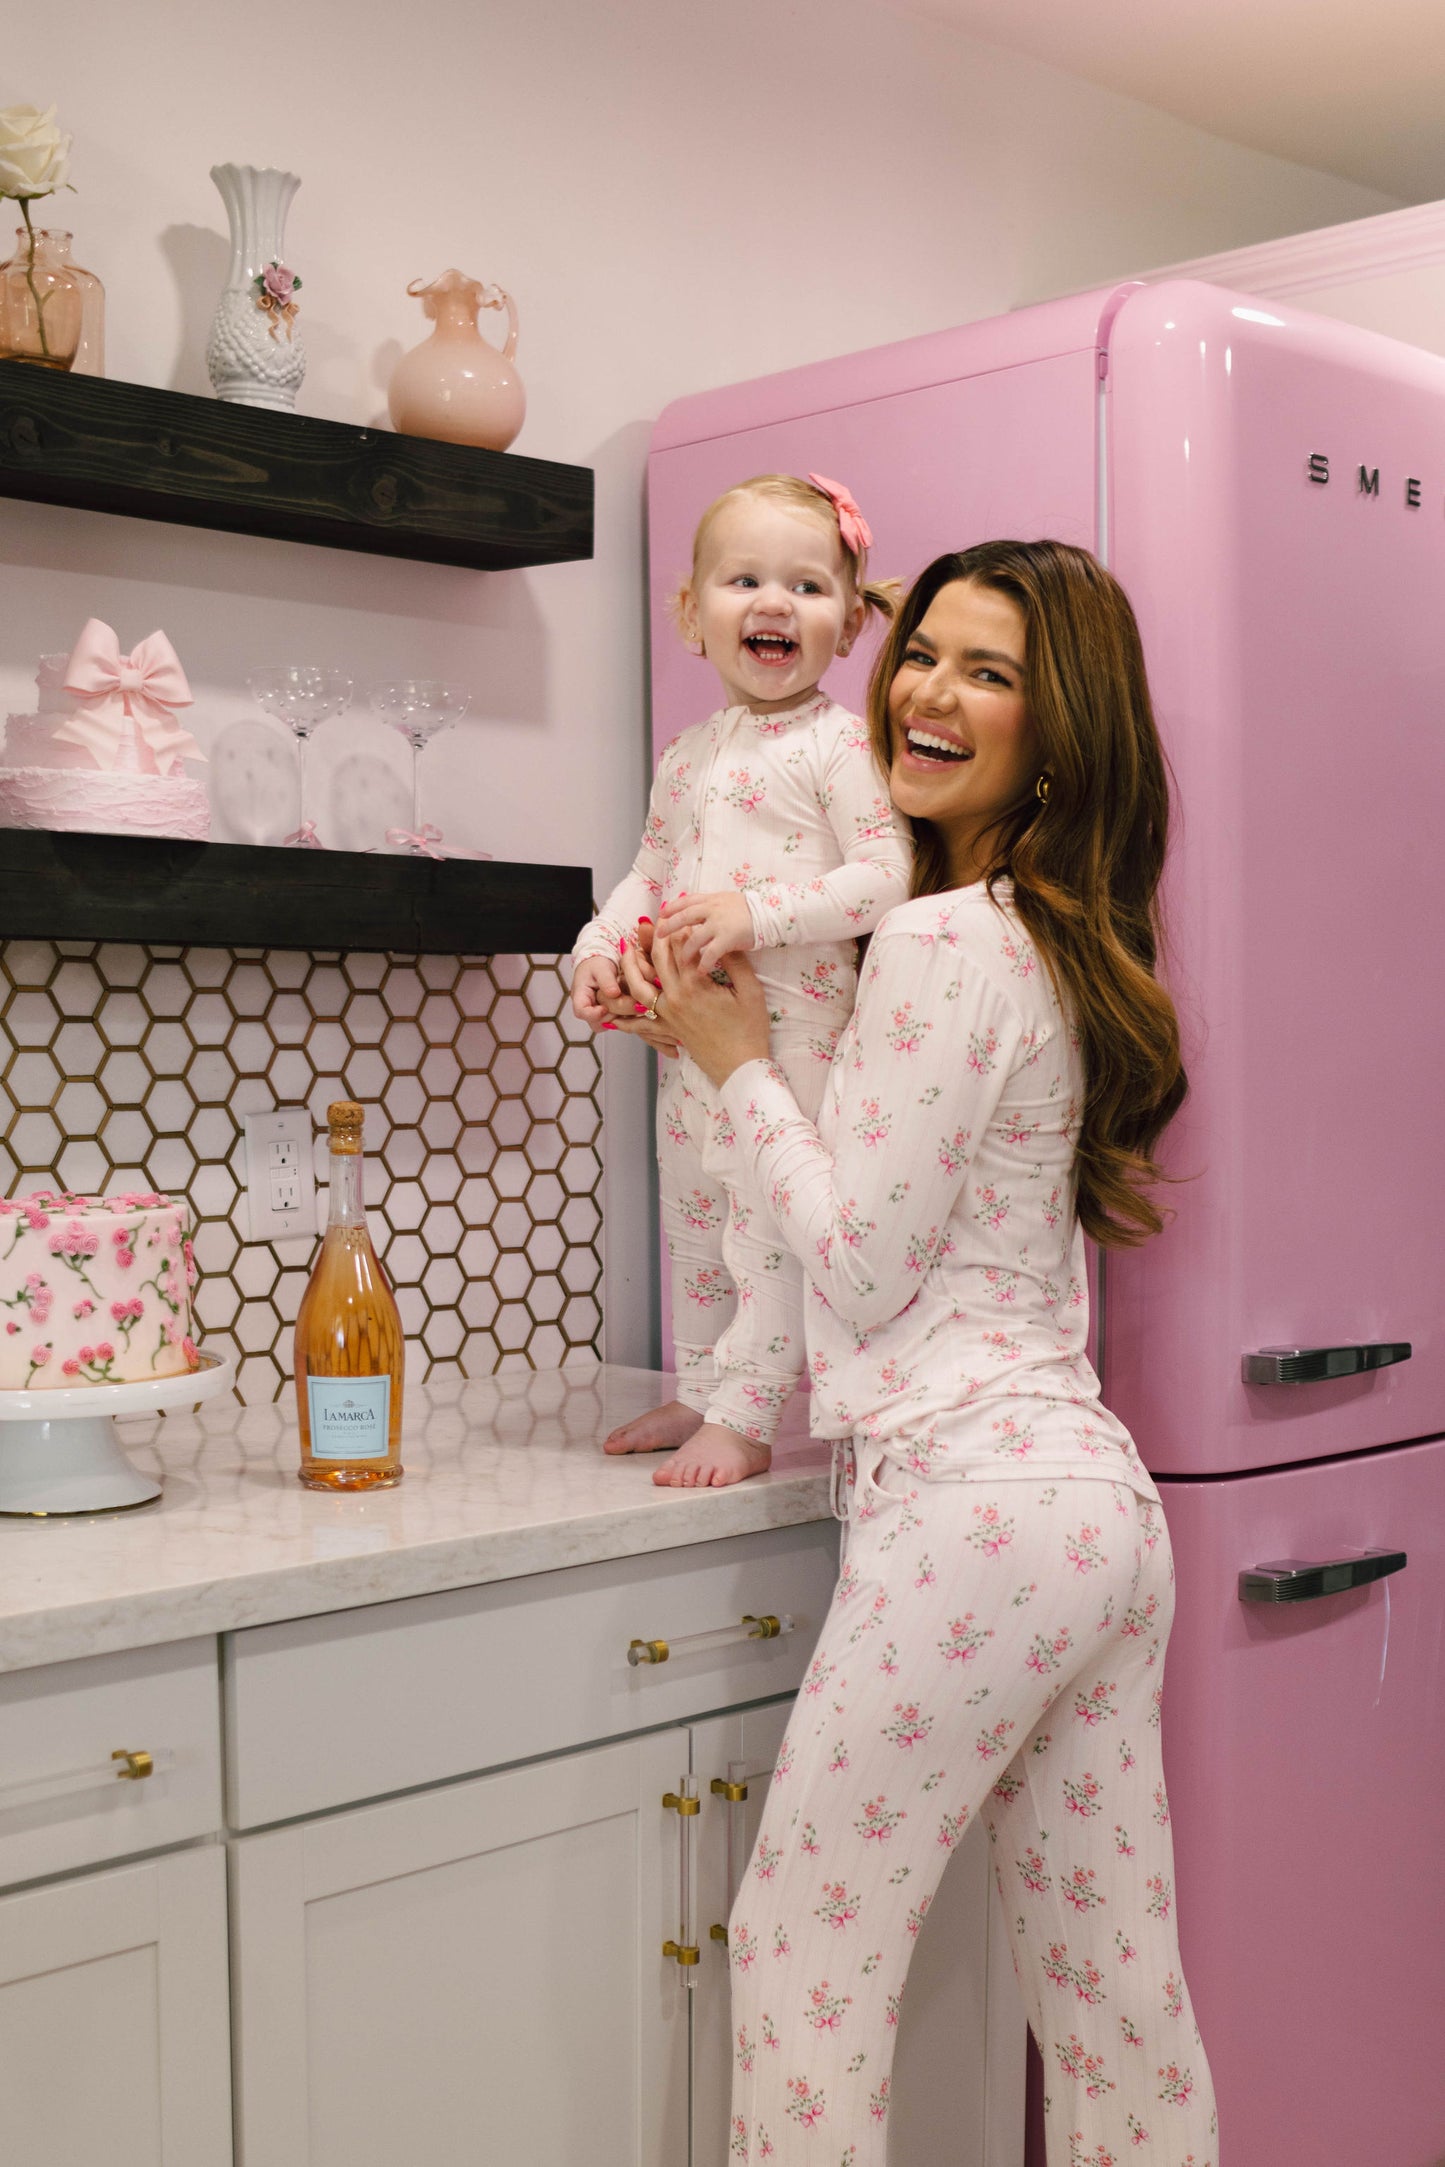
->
<box><xmin>0</xmin><ymin>369</ymin><xmax>593</xmax><ymax>571</ymax></box>
<box><xmin>0</xmin><ymin>830</ymin><xmax>592</xmax><ymax>955</ymax></box>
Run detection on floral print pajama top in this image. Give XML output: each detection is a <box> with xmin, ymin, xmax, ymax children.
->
<box><xmin>572</xmin><ymin>691</ymin><xmax>912</xmax><ymax>1041</ymax></box>
<box><xmin>716</xmin><ymin>878</ymin><xmax>1159</xmax><ymax>1500</ymax></box>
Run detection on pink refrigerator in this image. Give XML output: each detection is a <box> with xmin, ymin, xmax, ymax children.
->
<box><xmin>648</xmin><ymin>279</ymin><xmax>1445</xmax><ymax>2164</ymax></box>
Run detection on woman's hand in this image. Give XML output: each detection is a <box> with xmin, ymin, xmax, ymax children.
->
<box><xmin>659</xmin><ymin>890</ymin><xmax>755</xmax><ymax>972</ymax></box>
<box><xmin>578</xmin><ymin>939</ymin><xmax>679</xmax><ymax>1054</ymax></box>
<box><xmin>608</xmin><ymin>926</ymin><xmax>679</xmax><ymax>1055</ymax></box>
<box><xmin>649</xmin><ymin>930</ymin><xmax>771</xmax><ymax>1089</ymax></box>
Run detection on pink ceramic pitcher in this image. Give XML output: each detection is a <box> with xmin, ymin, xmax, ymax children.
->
<box><xmin>388</xmin><ymin>270</ymin><xmax>526</xmax><ymax>451</ymax></box>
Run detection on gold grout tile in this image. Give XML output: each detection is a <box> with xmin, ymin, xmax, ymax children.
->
<box><xmin>0</xmin><ymin>941</ymin><xmax>603</xmax><ymax>1405</ymax></box>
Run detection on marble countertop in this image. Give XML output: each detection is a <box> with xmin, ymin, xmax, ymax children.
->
<box><xmin>0</xmin><ymin>1365</ymin><xmax>832</xmax><ymax>1675</ymax></box>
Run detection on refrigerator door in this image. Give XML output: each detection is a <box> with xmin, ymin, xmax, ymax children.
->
<box><xmin>1105</xmin><ymin>281</ymin><xmax>1445</xmax><ymax>1475</ymax></box>
<box><xmin>1159</xmin><ymin>1435</ymin><xmax>1445</xmax><ymax>2167</ymax></box>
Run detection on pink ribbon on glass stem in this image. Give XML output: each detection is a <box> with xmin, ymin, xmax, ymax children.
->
<box><xmin>57</xmin><ymin>619</ymin><xmax>204</xmax><ymax>776</ymax></box>
<box><xmin>386</xmin><ymin>823</ymin><xmax>448</xmax><ymax>859</ymax></box>
<box><xmin>807</xmin><ymin>473</ymin><xmax>873</xmax><ymax>555</ymax></box>
<box><xmin>383</xmin><ymin>824</ymin><xmax>490</xmax><ymax>861</ymax></box>
<box><xmin>283</xmin><ymin>821</ymin><xmax>322</xmax><ymax>850</ymax></box>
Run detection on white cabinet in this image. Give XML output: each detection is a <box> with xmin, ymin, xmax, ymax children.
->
<box><xmin>230</xmin><ymin>1730</ymin><xmax>692</xmax><ymax>2167</ymax></box>
<box><xmin>0</xmin><ymin>1637</ymin><xmax>222</xmax><ymax>1888</ymax></box>
<box><xmin>0</xmin><ymin>1842</ymin><xmax>232</xmax><ymax>2167</ymax></box>
<box><xmin>0</xmin><ymin>1517</ymin><xmax>1022</xmax><ymax>2166</ymax></box>
<box><xmin>688</xmin><ymin>1706</ymin><xmax>1025</xmax><ymax>2167</ymax></box>
<box><xmin>223</xmin><ymin>1522</ymin><xmax>839</xmax><ymax>1827</ymax></box>
<box><xmin>690</xmin><ymin>1700</ymin><xmax>793</xmax><ymax>2167</ymax></box>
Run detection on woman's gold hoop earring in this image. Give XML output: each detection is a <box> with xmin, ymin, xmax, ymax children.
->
<box><xmin>1035</xmin><ymin>773</ymin><xmax>1051</xmax><ymax>804</ymax></box>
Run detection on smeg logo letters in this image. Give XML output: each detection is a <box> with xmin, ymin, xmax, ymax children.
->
<box><xmin>1307</xmin><ymin>453</ymin><xmax>1428</xmax><ymax>506</ymax></box>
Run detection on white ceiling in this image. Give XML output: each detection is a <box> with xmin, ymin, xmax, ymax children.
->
<box><xmin>888</xmin><ymin>0</ymin><xmax>1445</xmax><ymax>203</ymax></box>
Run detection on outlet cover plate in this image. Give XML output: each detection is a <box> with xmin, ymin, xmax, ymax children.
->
<box><xmin>243</xmin><ymin>1108</ymin><xmax>318</xmax><ymax>1243</ymax></box>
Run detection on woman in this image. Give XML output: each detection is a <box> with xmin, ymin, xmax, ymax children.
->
<box><xmin>627</xmin><ymin>542</ymin><xmax>1217</xmax><ymax>2164</ymax></box>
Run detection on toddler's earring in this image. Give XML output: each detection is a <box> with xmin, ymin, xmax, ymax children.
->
<box><xmin>1036</xmin><ymin>772</ymin><xmax>1051</xmax><ymax>804</ymax></box>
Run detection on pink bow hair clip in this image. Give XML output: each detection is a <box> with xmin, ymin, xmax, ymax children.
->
<box><xmin>808</xmin><ymin>472</ymin><xmax>873</xmax><ymax>555</ymax></box>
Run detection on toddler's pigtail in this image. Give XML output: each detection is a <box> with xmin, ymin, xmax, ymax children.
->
<box><xmin>861</xmin><ymin>576</ymin><xmax>902</xmax><ymax>622</ymax></box>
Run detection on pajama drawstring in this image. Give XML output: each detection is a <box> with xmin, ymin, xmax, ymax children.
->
<box><xmin>829</xmin><ymin>1437</ymin><xmax>855</xmax><ymax>1563</ymax></box>
<box><xmin>828</xmin><ymin>1437</ymin><xmax>854</xmax><ymax>1520</ymax></box>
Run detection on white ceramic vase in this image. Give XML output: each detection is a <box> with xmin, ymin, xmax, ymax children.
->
<box><xmin>205</xmin><ymin>163</ymin><xmax>306</xmax><ymax>411</ymax></box>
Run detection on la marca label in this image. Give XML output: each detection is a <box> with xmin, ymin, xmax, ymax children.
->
<box><xmin>308</xmin><ymin>1375</ymin><xmax>391</xmax><ymax>1459</ymax></box>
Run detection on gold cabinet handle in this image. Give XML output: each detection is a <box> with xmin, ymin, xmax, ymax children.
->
<box><xmin>627</xmin><ymin>1613</ymin><xmax>794</xmax><ymax>1667</ymax></box>
<box><xmin>710</xmin><ymin>1922</ymin><xmax>729</xmax><ymax>1945</ymax></box>
<box><xmin>112</xmin><ymin>1750</ymin><xmax>154</xmax><ymax>1781</ymax></box>
<box><xmin>663</xmin><ymin>1939</ymin><xmax>701</xmax><ymax>1966</ymax></box>
<box><xmin>711</xmin><ymin>1776</ymin><xmax>749</xmax><ymax>1802</ymax></box>
<box><xmin>662</xmin><ymin>1790</ymin><xmax>700</xmax><ymax>1816</ymax></box>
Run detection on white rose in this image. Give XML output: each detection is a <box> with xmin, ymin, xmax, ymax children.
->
<box><xmin>0</xmin><ymin>105</ymin><xmax>72</xmax><ymax>201</ymax></box>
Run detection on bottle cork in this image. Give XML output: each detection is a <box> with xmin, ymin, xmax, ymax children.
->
<box><xmin>327</xmin><ymin>1101</ymin><xmax>365</xmax><ymax>1154</ymax></box>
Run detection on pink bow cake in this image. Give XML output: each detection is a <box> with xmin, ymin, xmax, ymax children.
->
<box><xmin>0</xmin><ymin>619</ymin><xmax>211</xmax><ymax>839</ymax></box>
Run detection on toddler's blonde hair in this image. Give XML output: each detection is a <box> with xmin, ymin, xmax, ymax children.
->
<box><xmin>672</xmin><ymin>472</ymin><xmax>900</xmax><ymax>628</ymax></box>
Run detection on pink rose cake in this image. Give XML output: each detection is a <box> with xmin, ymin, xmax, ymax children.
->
<box><xmin>0</xmin><ymin>1190</ymin><xmax>199</xmax><ymax>1391</ymax></box>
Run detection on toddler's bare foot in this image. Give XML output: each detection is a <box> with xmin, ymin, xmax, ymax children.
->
<box><xmin>653</xmin><ymin>1422</ymin><xmax>772</xmax><ymax>1489</ymax></box>
<box><xmin>604</xmin><ymin>1398</ymin><xmax>705</xmax><ymax>1455</ymax></box>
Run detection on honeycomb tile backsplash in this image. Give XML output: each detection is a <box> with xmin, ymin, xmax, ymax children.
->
<box><xmin>0</xmin><ymin>941</ymin><xmax>603</xmax><ymax>1405</ymax></box>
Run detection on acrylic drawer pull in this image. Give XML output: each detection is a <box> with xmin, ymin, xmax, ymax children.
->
<box><xmin>628</xmin><ymin>1613</ymin><xmax>794</xmax><ymax>1666</ymax></box>
<box><xmin>1238</xmin><ymin>1549</ymin><xmax>1406</xmax><ymax>1603</ymax></box>
<box><xmin>662</xmin><ymin>1776</ymin><xmax>700</xmax><ymax>1983</ymax></box>
<box><xmin>0</xmin><ymin>1747</ymin><xmax>172</xmax><ymax>1811</ymax></box>
<box><xmin>1241</xmin><ymin>1342</ymin><xmax>1411</xmax><ymax>1385</ymax></box>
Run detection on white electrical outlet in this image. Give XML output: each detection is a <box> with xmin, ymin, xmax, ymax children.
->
<box><xmin>244</xmin><ymin>1108</ymin><xmax>318</xmax><ymax>1243</ymax></box>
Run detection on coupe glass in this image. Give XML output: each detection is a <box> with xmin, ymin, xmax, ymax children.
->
<box><xmin>247</xmin><ymin>667</ymin><xmax>354</xmax><ymax>848</ymax></box>
<box><xmin>372</xmin><ymin>680</ymin><xmax>471</xmax><ymax>852</ymax></box>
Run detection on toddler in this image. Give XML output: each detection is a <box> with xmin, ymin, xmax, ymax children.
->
<box><xmin>571</xmin><ymin>473</ymin><xmax>912</xmax><ymax>1485</ymax></box>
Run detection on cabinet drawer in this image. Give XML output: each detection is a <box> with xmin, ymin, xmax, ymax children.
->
<box><xmin>225</xmin><ymin>1519</ymin><xmax>839</xmax><ymax>1827</ymax></box>
<box><xmin>0</xmin><ymin>1639</ymin><xmax>222</xmax><ymax>1889</ymax></box>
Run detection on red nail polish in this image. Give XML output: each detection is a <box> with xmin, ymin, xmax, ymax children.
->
<box><xmin>634</xmin><ymin>1003</ymin><xmax>649</xmax><ymax>1015</ymax></box>
<box><xmin>601</xmin><ymin>1022</ymin><xmax>617</xmax><ymax>1032</ymax></box>
<box><xmin>638</xmin><ymin>915</ymin><xmax>653</xmax><ymax>924</ymax></box>
<box><xmin>619</xmin><ymin>936</ymin><xmax>628</xmax><ymax>953</ymax></box>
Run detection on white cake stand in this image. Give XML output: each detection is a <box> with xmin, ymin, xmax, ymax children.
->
<box><xmin>0</xmin><ymin>1351</ymin><xmax>236</xmax><ymax>1517</ymax></box>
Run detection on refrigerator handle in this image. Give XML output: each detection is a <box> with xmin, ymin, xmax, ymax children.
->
<box><xmin>1241</xmin><ymin>1342</ymin><xmax>1411</xmax><ymax>1385</ymax></box>
<box><xmin>1238</xmin><ymin>1549</ymin><xmax>1407</xmax><ymax>1604</ymax></box>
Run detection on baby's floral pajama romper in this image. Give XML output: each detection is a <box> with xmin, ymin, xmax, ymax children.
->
<box><xmin>573</xmin><ymin>691</ymin><xmax>911</xmax><ymax>1443</ymax></box>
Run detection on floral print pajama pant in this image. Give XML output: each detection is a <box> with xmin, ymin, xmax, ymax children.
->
<box><xmin>658</xmin><ymin>1040</ymin><xmax>828</xmax><ymax>1445</ymax></box>
<box><xmin>728</xmin><ymin>1456</ymin><xmax>1218</xmax><ymax>2165</ymax></box>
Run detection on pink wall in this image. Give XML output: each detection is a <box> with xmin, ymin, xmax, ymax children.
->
<box><xmin>1</xmin><ymin>0</ymin><xmax>1398</xmax><ymax>1364</ymax></box>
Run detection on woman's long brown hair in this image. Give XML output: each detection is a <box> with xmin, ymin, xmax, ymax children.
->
<box><xmin>867</xmin><ymin>540</ymin><xmax>1186</xmax><ymax>1248</ymax></box>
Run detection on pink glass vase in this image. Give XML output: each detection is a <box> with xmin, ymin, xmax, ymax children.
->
<box><xmin>0</xmin><ymin>222</ymin><xmax>86</xmax><ymax>370</ymax></box>
<box><xmin>388</xmin><ymin>269</ymin><xmax>525</xmax><ymax>451</ymax></box>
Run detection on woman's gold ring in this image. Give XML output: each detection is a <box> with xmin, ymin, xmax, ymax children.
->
<box><xmin>645</xmin><ymin>996</ymin><xmax>662</xmax><ymax>1021</ymax></box>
